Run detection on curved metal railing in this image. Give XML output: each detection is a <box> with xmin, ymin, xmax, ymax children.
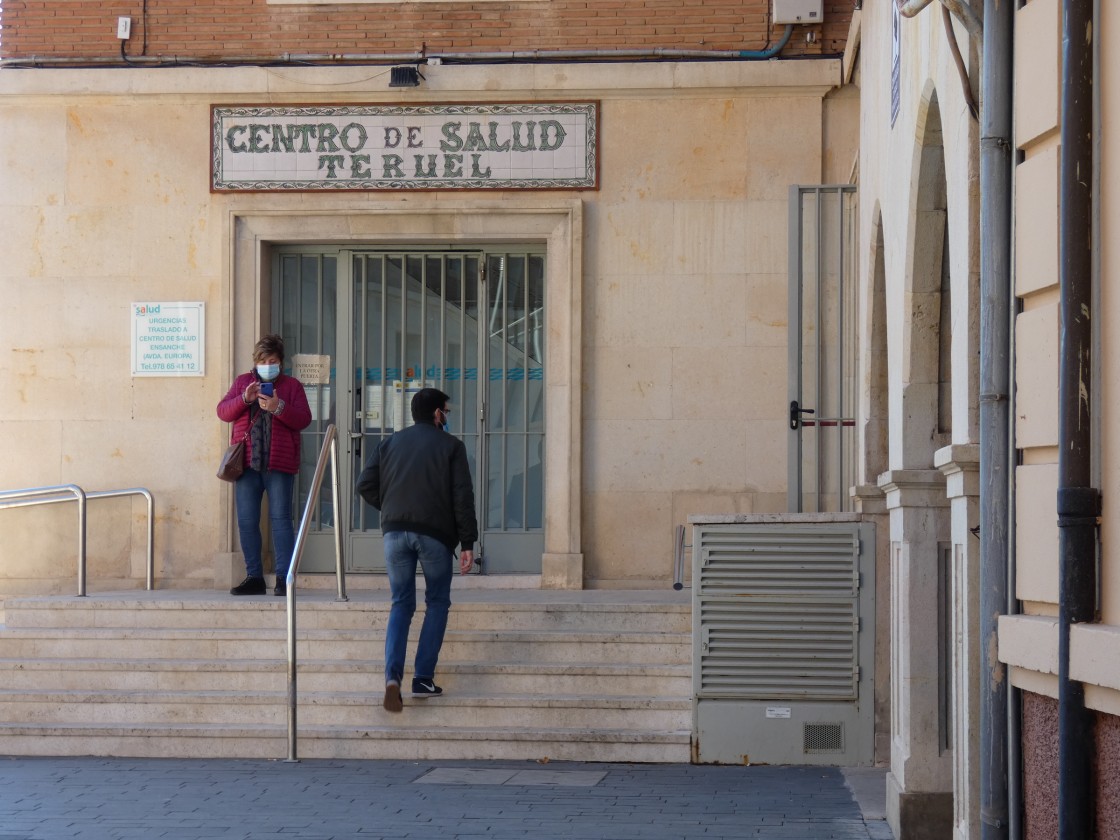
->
<box><xmin>286</xmin><ymin>423</ymin><xmax>347</xmax><ymax>762</ymax></box>
<box><xmin>0</xmin><ymin>484</ymin><xmax>155</xmax><ymax>595</ymax></box>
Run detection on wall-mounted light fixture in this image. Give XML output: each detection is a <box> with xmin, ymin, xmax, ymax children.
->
<box><xmin>388</xmin><ymin>66</ymin><xmax>422</xmax><ymax>88</ymax></box>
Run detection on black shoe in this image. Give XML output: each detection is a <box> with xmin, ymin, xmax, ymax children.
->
<box><xmin>230</xmin><ymin>576</ymin><xmax>266</xmax><ymax>596</ymax></box>
<box><xmin>273</xmin><ymin>582</ymin><xmax>286</xmax><ymax>597</ymax></box>
<box><xmin>411</xmin><ymin>678</ymin><xmax>443</xmax><ymax>698</ymax></box>
<box><xmin>384</xmin><ymin>681</ymin><xmax>403</xmax><ymax>713</ymax></box>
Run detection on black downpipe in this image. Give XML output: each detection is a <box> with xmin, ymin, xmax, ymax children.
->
<box><xmin>979</xmin><ymin>0</ymin><xmax>1013</xmax><ymax>835</ymax></box>
<box><xmin>1057</xmin><ymin>1</ymin><xmax>1098</xmax><ymax>838</ymax></box>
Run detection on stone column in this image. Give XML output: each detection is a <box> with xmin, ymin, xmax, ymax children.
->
<box><xmin>878</xmin><ymin>469</ymin><xmax>953</xmax><ymax>839</ymax></box>
<box><xmin>935</xmin><ymin>444</ymin><xmax>981</xmax><ymax>840</ymax></box>
<box><xmin>853</xmin><ymin>483</ymin><xmax>892</xmax><ymax>765</ymax></box>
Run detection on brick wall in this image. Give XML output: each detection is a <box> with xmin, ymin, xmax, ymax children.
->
<box><xmin>0</xmin><ymin>1</ymin><xmax>852</xmax><ymax>62</ymax></box>
<box><xmin>1096</xmin><ymin>710</ymin><xmax>1120</xmax><ymax>840</ymax></box>
<box><xmin>1022</xmin><ymin>692</ymin><xmax>1059</xmax><ymax>840</ymax></box>
<box><xmin>1023</xmin><ymin>691</ymin><xmax>1120</xmax><ymax>839</ymax></box>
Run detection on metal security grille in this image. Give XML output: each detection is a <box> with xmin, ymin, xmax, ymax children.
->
<box><xmin>697</xmin><ymin>526</ymin><xmax>861</xmax><ymax>701</ymax></box>
<box><xmin>349</xmin><ymin>251</ymin><xmax>484</xmax><ymax>538</ymax></box>
<box><xmin>272</xmin><ymin>246</ymin><xmax>545</xmax><ymax>574</ymax></box>
<box><xmin>348</xmin><ymin>250</ymin><xmax>546</xmax><ymax>572</ymax></box>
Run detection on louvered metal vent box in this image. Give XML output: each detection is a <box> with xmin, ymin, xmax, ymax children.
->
<box><xmin>772</xmin><ymin>0</ymin><xmax>824</xmax><ymax>25</ymax></box>
<box><xmin>691</xmin><ymin>515</ymin><xmax>875</xmax><ymax>765</ymax></box>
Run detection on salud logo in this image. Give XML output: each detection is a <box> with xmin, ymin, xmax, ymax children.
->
<box><xmin>135</xmin><ymin>304</ymin><xmax>161</xmax><ymax>316</ymax></box>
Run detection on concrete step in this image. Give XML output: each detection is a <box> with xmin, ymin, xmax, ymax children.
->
<box><xmin>0</xmin><ymin>722</ymin><xmax>692</xmax><ymax>763</ymax></box>
<box><xmin>0</xmin><ymin>627</ymin><xmax>692</xmax><ymax>664</ymax></box>
<box><xmin>0</xmin><ymin>657</ymin><xmax>692</xmax><ymax>695</ymax></box>
<box><xmin>0</xmin><ymin>588</ymin><xmax>695</xmax><ymax>763</ymax></box>
<box><xmin>1</xmin><ymin>594</ymin><xmax>691</xmax><ymax>633</ymax></box>
<box><xmin>0</xmin><ymin>688</ymin><xmax>691</xmax><ymax>730</ymax></box>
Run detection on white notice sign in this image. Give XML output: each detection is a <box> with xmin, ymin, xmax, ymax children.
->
<box><xmin>291</xmin><ymin>354</ymin><xmax>331</xmax><ymax>385</ymax></box>
<box><xmin>131</xmin><ymin>302</ymin><xmax>205</xmax><ymax>377</ymax></box>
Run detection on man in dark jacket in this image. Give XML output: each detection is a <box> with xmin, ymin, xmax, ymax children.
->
<box><xmin>356</xmin><ymin>388</ymin><xmax>478</xmax><ymax>713</ymax></box>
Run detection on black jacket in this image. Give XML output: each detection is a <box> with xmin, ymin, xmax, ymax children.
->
<box><xmin>355</xmin><ymin>422</ymin><xmax>478</xmax><ymax>552</ymax></box>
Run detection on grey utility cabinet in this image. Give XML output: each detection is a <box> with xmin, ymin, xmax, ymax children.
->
<box><xmin>691</xmin><ymin>514</ymin><xmax>875</xmax><ymax>766</ymax></box>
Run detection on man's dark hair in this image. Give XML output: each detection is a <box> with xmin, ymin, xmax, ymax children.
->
<box><xmin>411</xmin><ymin>388</ymin><xmax>450</xmax><ymax>424</ymax></box>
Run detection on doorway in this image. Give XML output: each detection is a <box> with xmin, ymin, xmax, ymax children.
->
<box><xmin>272</xmin><ymin>247</ymin><xmax>546</xmax><ymax>575</ymax></box>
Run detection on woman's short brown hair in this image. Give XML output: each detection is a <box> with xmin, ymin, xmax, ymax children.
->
<box><xmin>253</xmin><ymin>333</ymin><xmax>285</xmax><ymax>364</ymax></box>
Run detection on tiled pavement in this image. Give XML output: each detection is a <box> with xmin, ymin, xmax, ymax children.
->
<box><xmin>0</xmin><ymin>756</ymin><xmax>893</xmax><ymax>839</ymax></box>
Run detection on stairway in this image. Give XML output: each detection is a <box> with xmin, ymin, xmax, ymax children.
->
<box><xmin>0</xmin><ymin>587</ymin><xmax>693</xmax><ymax>762</ymax></box>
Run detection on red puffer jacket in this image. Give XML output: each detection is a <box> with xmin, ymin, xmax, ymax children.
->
<box><xmin>216</xmin><ymin>372</ymin><xmax>312</xmax><ymax>474</ymax></box>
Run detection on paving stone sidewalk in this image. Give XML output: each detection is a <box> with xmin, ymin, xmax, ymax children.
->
<box><xmin>0</xmin><ymin>757</ymin><xmax>893</xmax><ymax>840</ymax></box>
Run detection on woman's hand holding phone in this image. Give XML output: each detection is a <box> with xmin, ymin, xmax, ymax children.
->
<box><xmin>257</xmin><ymin>381</ymin><xmax>281</xmax><ymax>413</ymax></box>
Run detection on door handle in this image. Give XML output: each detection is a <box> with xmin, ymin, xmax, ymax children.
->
<box><xmin>789</xmin><ymin>400</ymin><xmax>815</xmax><ymax>431</ymax></box>
<box><xmin>349</xmin><ymin>432</ymin><xmax>363</xmax><ymax>440</ymax></box>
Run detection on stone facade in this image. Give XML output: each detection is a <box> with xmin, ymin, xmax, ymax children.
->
<box><xmin>10</xmin><ymin>1</ymin><xmax>1120</xmax><ymax>834</ymax></box>
<box><xmin>0</xmin><ymin>8</ymin><xmax>856</xmax><ymax>594</ymax></box>
<box><xmin>858</xmin><ymin>0</ymin><xmax>1120</xmax><ymax>837</ymax></box>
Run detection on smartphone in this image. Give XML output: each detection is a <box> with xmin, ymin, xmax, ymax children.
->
<box><xmin>260</xmin><ymin>382</ymin><xmax>274</xmax><ymax>397</ymax></box>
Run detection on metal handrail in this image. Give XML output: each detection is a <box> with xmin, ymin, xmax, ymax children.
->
<box><xmin>673</xmin><ymin>524</ymin><xmax>687</xmax><ymax>591</ymax></box>
<box><xmin>0</xmin><ymin>484</ymin><xmax>155</xmax><ymax>596</ymax></box>
<box><xmin>285</xmin><ymin>423</ymin><xmax>347</xmax><ymax>762</ymax></box>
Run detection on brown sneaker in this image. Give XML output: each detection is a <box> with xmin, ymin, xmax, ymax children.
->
<box><xmin>383</xmin><ymin>680</ymin><xmax>403</xmax><ymax>713</ymax></box>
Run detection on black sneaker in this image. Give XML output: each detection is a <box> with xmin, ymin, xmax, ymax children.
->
<box><xmin>411</xmin><ymin>678</ymin><xmax>443</xmax><ymax>698</ymax></box>
<box><xmin>273</xmin><ymin>581</ymin><xmax>287</xmax><ymax>597</ymax></box>
<box><xmin>230</xmin><ymin>576</ymin><xmax>266</xmax><ymax>596</ymax></box>
<box><xmin>383</xmin><ymin>681</ymin><xmax>403</xmax><ymax>713</ymax></box>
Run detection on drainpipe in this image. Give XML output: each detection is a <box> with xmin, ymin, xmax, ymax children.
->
<box><xmin>737</xmin><ymin>25</ymin><xmax>793</xmax><ymax>59</ymax></box>
<box><xmin>978</xmin><ymin>0</ymin><xmax>1012</xmax><ymax>836</ymax></box>
<box><xmin>1057</xmin><ymin>0</ymin><xmax>1098</xmax><ymax>837</ymax></box>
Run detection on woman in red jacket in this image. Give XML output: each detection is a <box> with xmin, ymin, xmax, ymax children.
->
<box><xmin>216</xmin><ymin>334</ymin><xmax>312</xmax><ymax>596</ymax></box>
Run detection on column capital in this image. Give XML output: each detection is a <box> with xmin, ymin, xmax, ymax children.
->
<box><xmin>934</xmin><ymin>443</ymin><xmax>980</xmax><ymax>499</ymax></box>
<box><xmin>877</xmin><ymin>469</ymin><xmax>948</xmax><ymax>509</ymax></box>
<box><xmin>851</xmin><ymin>484</ymin><xmax>887</xmax><ymax>515</ymax></box>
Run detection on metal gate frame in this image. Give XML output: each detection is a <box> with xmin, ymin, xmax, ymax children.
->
<box><xmin>788</xmin><ymin>184</ymin><xmax>859</xmax><ymax>513</ymax></box>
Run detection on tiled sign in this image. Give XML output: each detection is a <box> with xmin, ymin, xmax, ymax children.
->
<box><xmin>211</xmin><ymin>102</ymin><xmax>598</xmax><ymax>191</ymax></box>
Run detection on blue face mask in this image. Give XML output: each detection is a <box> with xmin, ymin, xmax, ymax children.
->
<box><xmin>256</xmin><ymin>363</ymin><xmax>281</xmax><ymax>381</ymax></box>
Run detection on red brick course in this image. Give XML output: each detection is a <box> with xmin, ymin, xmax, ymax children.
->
<box><xmin>1</xmin><ymin>1</ymin><xmax>852</xmax><ymax>62</ymax></box>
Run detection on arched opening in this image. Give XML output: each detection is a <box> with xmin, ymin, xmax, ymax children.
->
<box><xmin>882</xmin><ymin>86</ymin><xmax>956</xmax><ymax>838</ymax></box>
<box><xmin>901</xmin><ymin>91</ymin><xmax>950</xmax><ymax>467</ymax></box>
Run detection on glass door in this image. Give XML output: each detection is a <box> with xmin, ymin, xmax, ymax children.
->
<box><xmin>272</xmin><ymin>246</ymin><xmax>545</xmax><ymax>575</ymax></box>
<box><xmin>478</xmin><ymin>253</ymin><xmax>546</xmax><ymax>572</ymax></box>
<box><xmin>272</xmin><ymin>251</ymin><xmax>340</xmax><ymax>573</ymax></box>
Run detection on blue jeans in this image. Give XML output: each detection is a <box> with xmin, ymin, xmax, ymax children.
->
<box><xmin>234</xmin><ymin>468</ymin><xmax>296</xmax><ymax>582</ymax></box>
<box><xmin>383</xmin><ymin>531</ymin><xmax>453</xmax><ymax>685</ymax></box>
